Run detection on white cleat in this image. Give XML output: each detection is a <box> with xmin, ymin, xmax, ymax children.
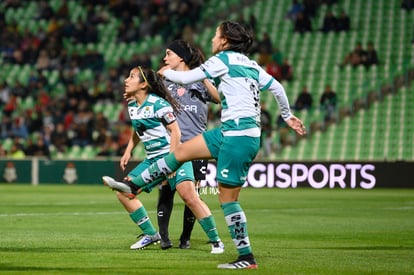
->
<box><xmin>130</xmin><ymin>233</ymin><xmax>161</xmax><ymax>250</ymax></box>
<box><xmin>102</xmin><ymin>176</ymin><xmax>137</xmax><ymax>199</ymax></box>
<box><xmin>210</xmin><ymin>240</ymin><xmax>224</xmax><ymax>254</ymax></box>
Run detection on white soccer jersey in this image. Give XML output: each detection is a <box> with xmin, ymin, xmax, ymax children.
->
<box><xmin>163</xmin><ymin>50</ymin><xmax>292</xmax><ymax>137</ymax></box>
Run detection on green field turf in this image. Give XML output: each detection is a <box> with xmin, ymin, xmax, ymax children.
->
<box><xmin>0</xmin><ymin>184</ymin><xmax>413</xmax><ymax>274</ymax></box>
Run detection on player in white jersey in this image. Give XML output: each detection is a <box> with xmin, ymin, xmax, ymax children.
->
<box><xmin>102</xmin><ymin>66</ymin><xmax>224</xmax><ymax>254</ymax></box>
<box><xmin>104</xmin><ymin>21</ymin><xmax>306</xmax><ymax>269</ymax></box>
<box><xmin>156</xmin><ymin>40</ymin><xmax>221</xmax><ymax>250</ymax></box>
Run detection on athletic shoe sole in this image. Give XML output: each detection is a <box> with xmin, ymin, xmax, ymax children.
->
<box><xmin>217</xmin><ymin>261</ymin><xmax>258</xmax><ymax>269</ymax></box>
<box><xmin>102</xmin><ymin>176</ymin><xmax>136</xmax><ymax>199</ymax></box>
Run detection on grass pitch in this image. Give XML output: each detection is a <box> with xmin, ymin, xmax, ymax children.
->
<box><xmin>0</xmin><ymin>184</ymin><xmax>413</xmax><ymax>274</ymax></box>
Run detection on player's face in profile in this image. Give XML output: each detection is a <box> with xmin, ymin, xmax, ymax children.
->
<box><xmin>163</xmin><ymin>49</ymin><xmax>182</xmax><ymax>69</ymax></box>
<box><xmin>212</xmin><ymin>26</ymin><xmax>226</xmax><ymax>54</ymax></box>
<box><xmin>124</xmin><ymin>68</ymin><xmax>141</xmax><ymax>95</ymax></box>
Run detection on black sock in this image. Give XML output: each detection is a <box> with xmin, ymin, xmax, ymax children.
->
<box><xmin>180</xmin><ymin>204</ymin><xmax>196</xmax><ymax>241</ymax></box>
<box><xmin>157</xmin><ymin>184</ymin><xmax>175</xmax><ymax>240</ymax></box>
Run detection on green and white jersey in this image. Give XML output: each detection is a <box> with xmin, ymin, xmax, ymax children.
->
<box><xmin>163</xmin><ymin>50</ymin><xmax>293</xmax><ymax>138</ymax></box>
<box><xmin>127</xmin><ymin>94</ymin><xmax>176</xmax><ymax>159</ymax></box>
<box><xmin>200</xmin><ymin>50</ymin><xmax>292</xmax><ymax>137</ymax></box>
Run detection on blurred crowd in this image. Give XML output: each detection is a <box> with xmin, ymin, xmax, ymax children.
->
<box><xmin>0</xmin><ymin>0</ymin><xmax>205</xmax><ymax>158</ymax></box>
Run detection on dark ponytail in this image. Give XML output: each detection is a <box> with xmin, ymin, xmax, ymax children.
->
<box><xmin>219</xmin><ymin>21</ymin><xmax>253</xmax><ymax>54</ymax></box>
<box><xmin>137</xmin><ymin>66</ymin><xmax>182</xmax><ymax>114</ymax></box>
<box><xmin>168</xmin><ymin>39</ymin><xmax>205</xmax><ymax>69</ymax></box>
<box><xmin>186</xmin><ymin>44</ymin><xmax>205</xmax><ymax>69</ymax></box>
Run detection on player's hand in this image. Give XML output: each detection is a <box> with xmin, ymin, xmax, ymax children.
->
<box><xmin>157</xmin><ymin>65</ymin><xmax>171</xmax><ymax>77</ymax></box>
<box><xmin>120</xmin><ymin>155</ymin><xmax>130</xmax><ymax>171</ymax></box>
<box><xmin>123</xmin><ymin>93</ymin><xmax>134</xmax><ymax>101</ymax></box>
<box><xmin>286</xmin><ymin>115</ymin><xmax>307</xmax><ymax>136</ymax></box>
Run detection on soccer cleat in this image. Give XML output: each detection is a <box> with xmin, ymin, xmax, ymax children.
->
<box><xmin>210</xmin><ymin>240</ymin><xmax>224</xmax><ymax>254</ymax></box>
<box><xmin>102</xmin><ymin>176</ymin><xmax>138</xmax><ymax>199</ymax></box>
<box><xmin>160</xmin><ymin>239</ymin><xmax>173</xmax><ymax>250</ymax></box>
<box><xmin>217</xmin><ymin>254</ymin><xmax>258</xmax><ymax>269</ymax></box>
<box><xmin>179</xmin><ymin>239</ymin><xmax>191</xmax><ymax>249</ymax></box>
<box><xmin>130</xmin><ymin>233</ymin><xmax>161</xmax><ymax>250</ymax></box>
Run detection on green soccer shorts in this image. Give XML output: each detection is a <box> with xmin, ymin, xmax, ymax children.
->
<box><xmin>203</xmin><ymin>128</ymin><xmax>260</xmax><ymax>186</ymax></box>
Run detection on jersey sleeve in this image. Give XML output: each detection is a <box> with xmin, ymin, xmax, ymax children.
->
<box><xmin>163</xmin><ymin>67</ymin><xmax>206</xmax><ymax>84</ymax></box>
<box><xmin>258</xmin><ymin>67</ymin><xmax>293</xmax><ymax>121</ymax></box>
<box><xmin>199</xmin><ymin>55</ymin><xmax>229</xmax><ymax>79</ymax></box>
<box><xmin>154</xmin><ymin>98</ymin><xmax>176</xmax><ymax>125</ymax></box>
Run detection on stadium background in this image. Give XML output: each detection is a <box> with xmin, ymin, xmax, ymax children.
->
<box><xmin>0</xmin><ymin>0</ymin><xmax>413</xmax><ymax>183</ymax></box>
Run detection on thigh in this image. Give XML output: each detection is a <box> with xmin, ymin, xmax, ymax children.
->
<box><xmin>202</xmin><ymin>128</ymin><xmax>222</xmax><ymax>160</ymax></box>
<box><xmin>168</xmin><ymin>161</ymin><xmax>195</xmax><ymax>190</ymax></box>
<box><xmin>174</xmin><ymin>134</ymin><xmax>212</xmax><ymax>162</ymax></box>
<box><xmin>127</xmin><ymin>158</ymin><xmax>152</xmax><ymax>178</ymax></box>
<box><xmin>216</xmin><ymin>135</ymin><xmax>260</xmax><ymax>186</ymax></box>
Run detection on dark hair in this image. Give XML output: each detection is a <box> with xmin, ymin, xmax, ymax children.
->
<box><xmin>185</xmin><ymin>43</ymin><xmax>205</xmax><ymax>69</ymax></box>
<box><xmin>219</xmin><ymin>21</ymin><xmax>253</xmax><ymax>54</ymax></box>
<box><xmin>136</xmin><ymin>66</ymin><xmax>181</xmax><ymax>114</ymax></box>
<box><xmin>168</xmin><ymin>39</ymin><xmax>205</xmax><ymax>69</ymax></box>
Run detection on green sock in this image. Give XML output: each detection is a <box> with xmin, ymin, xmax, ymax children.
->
<box><xmin>129</xmin><ymin>206</ymin><xmax>157</xmax><ymax>235</ymax></box>
<box><xmin>132</xmin><ymin>153</ymin><xmax>182</xmax><ymax>186</ymax></box>
<box><xmin>198</xmin><ymin>215</ymin><xmax>220</xmax><ymax>242</ymax></box>
<box><xmin>221</xmin><ymin>201</ymin><xmax>252</xmax><ymax>256</ymax></box>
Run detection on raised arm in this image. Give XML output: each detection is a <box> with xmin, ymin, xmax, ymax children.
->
<box><xmin>158</xmin><ymin>66</ymin><xmax>206</xmax><ymax>85</ymax></box>
<box><xmin>268</xmin><ymin>79</ymin><xmax>306</xmax><ymax>136</ymax></box>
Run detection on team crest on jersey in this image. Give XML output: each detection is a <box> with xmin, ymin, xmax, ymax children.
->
<box><xmin>129</xmin><ymin>106</ymin><xmax>154</xmax><ymax>119</ymax></box>
<box><xmin>177</xmin><ymin>87</ymin><xmax>185</xmax><ymax>96</ymax></box>
<box><xmin>142</xmin><ymin>106</ymin><xmax>152</xmax><ymax>118</ymax></box>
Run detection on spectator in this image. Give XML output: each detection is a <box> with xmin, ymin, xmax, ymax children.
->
<box><xmin>275</xmin><ymin>113</ymin><xmax>292</xmax><ymax>147</ymax></box>
<box><xmin>11</xmin><ymin>80</ymin><xmax>29</xmax><ymax>98</ymax></box>
<box><xmin>401</xmin><ymin>0</ymin><xmax>414</xmax><ymax>11</ymax></box>
<box><xmin>336</xmin><ymin>9</ymin><xmax>350</xmax><ymax>32</ymax></box>
<box><xmin>0</xmin><ymin>144</ymin><xmax>7</xmax><ymax>157</ymax></box>
<box><xmin>294</xmin><ymin>86</ymin><xmax>313</xmax><ymax>111</ymax></box>
<box><xmin>0</xmin><ymin>115</ymin><xmax>13</xmax><ymax>139</ymax></box>
<box><xmin>260</xmin><ymin>102</ymin><xmax>272</xmax><ymax>158</ymax></box>
<box><xmin>287</xmin><ymin>0</ymin><xmax>304</xmax><ymax>21</ymax></box>
<box><xmin>10</xmin><ymin>117</ymin><xmax>29</xmax><ymax>139</ymax></box>
<box><xmin>320</xmin><ymin>10</ymin><xmax>337</xmax><ymax>33</ymax></box>
<box><xmin>265</xmin><ymin>55</ymin><xmax>282</xmax><ymax>81</ymax></box>
<box><xmin>0</xmin><ymin>81</ymin><xmax>11</xmax><ymax>107</ymax></box>
<box><xmin>302</xmin><ymin>0</ymin><xmax>320</xmax><ymax>19</ymax></box>
<box><xmin>248</xmin><ymin>14</ymin><xmax>257</xmax><ymax>32</ymax></box>
<box><xmin>294</xmin><ymin>12</ymin><xmax>312</xmax><ymax>33</ymax></box>
<box><xmin>138</xmin><ymin>8</ymin><xmax>153</xmax><ymax>38</ymax></box>
<box><xmin>257</xmin><ymin>32</ymin><xmax>273</xmax><ymax>66</ymax></box>
<box><xmin>322</xmin><ymin>0</ymin><xmax>338</xmax><ymax>5</ymax></box>
<box><xmin>362</xmin><ymin>41</ymin><xmax>379</xmax><ymax>69</ymax></box>
<box><xmin>26</xmin><ymin>134</ymin><xmax>50</xmax><ymax>157</ymax></box>
<box><xmin>280</xmin><ymin>58</ymin><xmax>294</xmax><ymax>81</ymax></box>
<box><xmin>320</xmin><ymin>84</ymin><xmax>337</xmax><ymax>122</ymax></box>
<box><xmin>51</xmin><ymin>122</ymin><xmax>70</xmax><ymax>153</ymax></box>
<box><xmin>3</xmin><ymin>94</ymin><xmax>17</xmax><ymax>117</ymax></box>
<box><xmin>8</xmin><ymin>139</ymin><xmax>26</xmax><ymax>159</ymax></box>
<box><xmin>340</xmin><ymin>42</ymin><xmax>366</xmax><ymax>68</ymax></box>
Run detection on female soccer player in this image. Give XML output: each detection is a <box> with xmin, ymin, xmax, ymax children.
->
<box><xmin>104</xmin><ymin>21</ymin><xmax>306</xmax><ymax>269</ymax></box>
<box><xmin>157</xmin><ymin>39</ymin><xmax>220</xmax><ymax>250</ymax></box>
<box><xmin>102</xmin><ymin>66</ymin><xmax>223</xmax><ymax>254</ymax></box>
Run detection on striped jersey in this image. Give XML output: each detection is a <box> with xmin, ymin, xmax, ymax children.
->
<box><xmin>127</xmin><ymin>94</ymin><xmax>175</xmax><ymax>159</ymax></box>
<box><xmin>164</xmin><ymin>79</ymin><xmax>213</xmax><ymax>142</ymax></box>
<box><xmin>200</xmin><ymin>50</ymin><xmax>287</xmax><ymax>137</ymax></box>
